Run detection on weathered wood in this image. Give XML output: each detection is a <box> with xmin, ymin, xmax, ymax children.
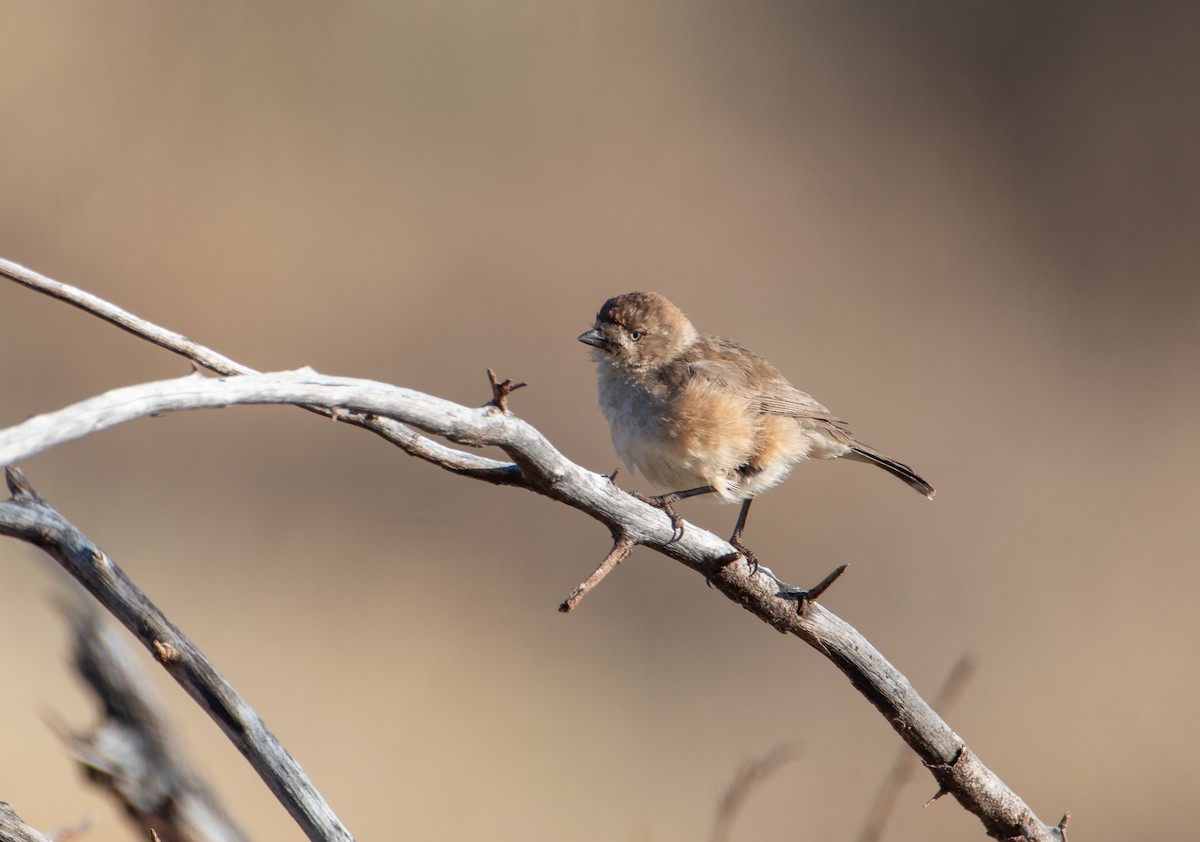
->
<box><xmin>0</xmin><ymin>803</ymin><xmax>51</xmax><ymax>842</ymax></box>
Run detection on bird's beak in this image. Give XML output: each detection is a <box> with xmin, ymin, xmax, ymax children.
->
<box><xmin>577</xmin><ymin>328</ymin><xmax>610</xmax><ymax>350</ymax></box>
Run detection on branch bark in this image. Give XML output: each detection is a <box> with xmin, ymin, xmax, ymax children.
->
<box><xmin>859</xmin><ymin>654</ymin><xmax>978</xmax><ymax>842</ymax></box>
<box><xmin>0</xmin><ymin>803</ymin><xmax>51</xmax><ymax>842</ymax></box>
<box><xmin>0</xmin><ymin>257</ymin><xmax>1066</xmax><ymax>841</ymax></box>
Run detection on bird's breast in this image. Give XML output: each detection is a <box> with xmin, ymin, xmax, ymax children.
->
<box><xmin>596</xmin><ymin>372</ymin><xmax>686</xmax><ymax>484</ymax></box>
<box><xmin>595</xmin><ymin>368</ymin><xmax>764</xmax><ymax>496</ymax></box>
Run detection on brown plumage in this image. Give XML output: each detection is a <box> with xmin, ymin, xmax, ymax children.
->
<box><xmin>578</xmin><ymin>291</ymin><xmax>933</xmax><ymax>567</ymax></box>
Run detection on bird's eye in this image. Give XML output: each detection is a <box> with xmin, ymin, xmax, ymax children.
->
<box><xmin>629</xmin><ymin>330</ymin><xmax>644</xmax><ymax>342</ymax></box>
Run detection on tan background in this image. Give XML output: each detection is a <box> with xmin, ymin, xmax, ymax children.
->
<box><xmin>1</xmin><ymin>3</ymin><xmax>1198</xmax><ymax>840</ymax></box>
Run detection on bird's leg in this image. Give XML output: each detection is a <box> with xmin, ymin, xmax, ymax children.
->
<box><xmin>630</xmin><ymin>485</ymin><xmax>715</xmax><ymax>542</ymax></box>
<box><xmin>728</xmin><ymin>498</ymin><xmax>758</xmax><ymax>574</ymax></box>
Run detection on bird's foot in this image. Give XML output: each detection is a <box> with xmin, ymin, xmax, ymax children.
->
<box><xmin>729</xmin><ymin>533</ymin><xmax>758</xmax><ymax>576</ymax></box>
<box><xmin>630</xmin><ymin>491</ymin><xmax>686</xmax><ymax>543</ymax></box>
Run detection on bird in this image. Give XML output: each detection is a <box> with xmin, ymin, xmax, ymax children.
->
<box><xmin>578</xmin><ymin>291</ymin><xmax>933</xmax><ymax>571</ymax></box>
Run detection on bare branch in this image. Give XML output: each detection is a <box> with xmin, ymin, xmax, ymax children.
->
<box><xmin>0</xmin><ymin>469</ymin><xmax>352</xmax><ymax>842</ymax></box>
<box><xmin>57</xmin><ymin>598</ymin><xmax>248</xmax><ymax>842</ymax></box>
<box><xmin>0</xmin><ymin>261</ymin><xmax>1067</xmax><ymax>841</ymax></box>
<box><xmin>0</xmin><ymin>256</ymin><xmax>521</xmax><ymax>487</ymax></box>
<box><xmin>0</xmin><ymin>370</ymin><xmax>1064</xmax><ymax>840</ymax></box>
<box><xmin>0</xmin><ymin>257</ymin><xmax>252</xmax><ymax>377</ymax></box>
<box><xmin>859</xmin><ymin>654</ymin><xmax>978</xmax><ymax>842</ymax></box>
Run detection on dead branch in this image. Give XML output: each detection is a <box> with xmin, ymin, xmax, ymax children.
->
<box><xmin>0</xmin><ymin>256</ymin><xmax>520</xmax><ymax>486</ymax></box>
<box><xmin>0</xmin><ymin>258</ymin><xmax>1066</xmax><ymax>841</ymax></box>
<box><xmin>859</xmin><ymin>654</ymin><xmax>977</xmax><ymax>842</ymax></box>
<box><xmin>0</xmin><ymin>469</ymin><xmax>350</xmax><ymax>842</ymax></box>
<box><xmin>56</xmin><ymin>598</ymin><xmax>247</xmax><ymax>842</ymax></box>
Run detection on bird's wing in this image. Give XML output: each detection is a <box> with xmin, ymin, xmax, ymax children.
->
<box><xmin>672</xmin><ymin>337</ymin><xmax>854</xmax><ymax>439</ymax></box>
<box><xmin>758</xmin><ymin>383</ymin><xmax>855</xmax><ymax>443</ymax></box>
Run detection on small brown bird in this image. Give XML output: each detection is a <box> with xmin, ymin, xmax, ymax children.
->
<box><xmin>578</xmin><ymin>291</ymin><xmax>933</xmax><ymax>568</ymax></box>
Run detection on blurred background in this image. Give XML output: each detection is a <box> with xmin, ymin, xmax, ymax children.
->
<box><xmin>1</xmin><ymin>2</ymin><xmax>1197</xmax><ymax>840</ymax></box>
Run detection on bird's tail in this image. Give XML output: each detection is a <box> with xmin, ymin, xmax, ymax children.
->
<box><xmin>845</xmin><ymin>443</ymin><xmax>935</xmax><ymax>499</ymax></box>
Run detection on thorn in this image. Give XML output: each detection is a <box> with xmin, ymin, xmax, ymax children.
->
<box><xmin>771</xmin><ymin>564</ymin><xmax>847</xmax><ymax>613</ymax></box>
<box><xmin>923</xmin><ymin>786</ymin><xmax>948</xmax><ymax>808</ymax></box>
<box><xmin>806</xmin><ymin>564</ymin><xmax>847</xmax><ymax>602</ymax></box>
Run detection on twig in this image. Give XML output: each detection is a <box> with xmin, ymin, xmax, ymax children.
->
<box><xmin>559</xmin><ymin>533</ymin><xmax>635</xmax><ymax>612</ymax></box>
<box><xmin>0</xmin><ymin>469</ymin><xmax>351</xmax><ymax>842</ymax></box>
<box><xmin>710</xmin><ymin>742</ymin><xmax>800</xmax><ymax>842</ymax></box>
<box><xmin>0</xmin><ymin>259</ymin><xmax>253</xmax><ymax>377</ymax></box>
<box><xmin>485</xmin><ymin>368</ymin><xmax>527</xmax><ymax>414</ymax></box>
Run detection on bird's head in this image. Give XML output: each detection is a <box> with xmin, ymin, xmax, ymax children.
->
<box><xmin>578</xmin><ymin>292</ymin><xmax>699</xmax><ymax>373</ymax></box>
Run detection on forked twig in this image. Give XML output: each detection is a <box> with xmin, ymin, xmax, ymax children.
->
<box><xmin>486</xmin><ymin>368</ymin><xmax>527</xmax><ymax>414</ymax></box>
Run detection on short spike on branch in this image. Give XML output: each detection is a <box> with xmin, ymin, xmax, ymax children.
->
<box><xmin>559</xmin><ymin>533</ymin><xmax>635</xmax><ymax>612</ymax></box>
<box><xmin>486</xmin><ymin>368</ymin><xmax>526</xmax><ymax>414</ymax></box>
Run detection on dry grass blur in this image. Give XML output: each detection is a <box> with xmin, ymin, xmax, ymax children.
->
<box><xmin>1</xmin><ymin>3</ymin><xmax>1197</xmax><ymax>840</ymax></box>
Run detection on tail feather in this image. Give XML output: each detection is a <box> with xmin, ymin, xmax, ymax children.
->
<box><xmin>845</xmin><ymin>444</ymin><xmax>935</xmax><ymax>499</ymax></box>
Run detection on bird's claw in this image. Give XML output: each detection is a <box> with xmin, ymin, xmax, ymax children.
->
<box><xmin>631</xmin><ymin>491</ymin><xmax>686</xmax><ymax>543</ymax></box>
<box><xmin>729</xmin><ymin>535</ymin><xmax>758</xmax><ymax>576</ymax></box>
<box><xmin>659</xmin><ymin>498</ymin><xmax>685</xmax><ymax>543</ymax></box>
